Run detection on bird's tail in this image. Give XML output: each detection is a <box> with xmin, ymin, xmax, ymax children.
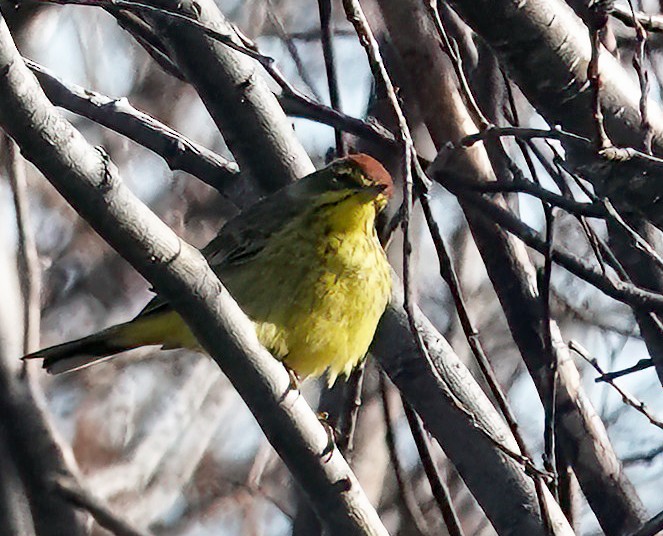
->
<box><xmin>23</xmin><ymin>313</ymin><xmax>175</xmax><ymax>374</ymax></box>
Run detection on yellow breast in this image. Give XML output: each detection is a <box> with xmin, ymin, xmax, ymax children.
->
<box><xmin>221</xmin><ymin>194</ymin><xmax>392</xmax><ymax>384</ymax></box>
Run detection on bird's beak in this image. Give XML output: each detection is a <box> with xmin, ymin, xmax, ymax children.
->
<box><xmin>368</xmin><ymin>183</ymin><xmax>389</xmax><ymax>196</ymax></box>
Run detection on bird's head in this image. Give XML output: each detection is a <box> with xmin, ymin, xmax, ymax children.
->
<box><xmin>307</xmin><ymin>153</ymin><xmax>394</xmax><ymax>211</ymax></box>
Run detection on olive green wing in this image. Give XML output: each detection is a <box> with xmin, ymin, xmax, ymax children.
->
<box><xmin>134</xmin><ymin>168</ymin><xmax>330</xmax><ymax>320</ymax></box>
<box><xmin>202</xmin><ymin>167</ymin><xmax>333</xmax><ymax>268</ymax></box>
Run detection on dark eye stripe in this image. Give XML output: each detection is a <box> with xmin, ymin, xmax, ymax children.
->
<box><xmin>335</xmin><ymin>169</ymin><xmax>362</xmax><ymax>189</ymax></box>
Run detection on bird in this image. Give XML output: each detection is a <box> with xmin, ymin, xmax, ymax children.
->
<box><xmin>23</xmin><ymin>153</ymin><xmax>394</xmax><ymax>385</ymax></box>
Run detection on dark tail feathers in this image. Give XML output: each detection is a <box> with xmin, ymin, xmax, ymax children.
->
<box><xmin>23</xmin><ymin>325</ymin><xmax>138</xmax><ymax>374</ymax></box>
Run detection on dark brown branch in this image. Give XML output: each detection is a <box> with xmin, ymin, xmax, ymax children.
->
<box><xmin>540</xmin><ymin>209</ymin><xmax>559</xmax><ymax>500</ymax></box>
<box><xmin>317</xmin><ymin>0</ymin><xmax>346</xmax><ymax>156</ymax></box>
<box><xmin>279</xmin><ymin>92</ymin><xmax>396</xmax><ymax>146</ymax></box>
<box><xmin>628</xmin><ymin>509</ymin><xmax>663</xmax><ymax>536</ymax></box>
<box><xmin>53</xmin><ymin>477</ymin><xmax>151</xmax><ymax>536</ymax></box>
<box><xmin>0</xmin><ymin>18</ymin><xmax>387</xmax><ymax>535</ymax></box>
<box><xmin>403</xmin><ymin>403</ymin><xmax>464</xmax><ymax>536</ymax></box>
<box><xmin>379</xmin><ymin>375</ymin><xmax>432</xmax><ymax>536</ymax></box>
<box><xmin>595</xmin><ymin>358</ymin><xmax>654</xmax><ymax>382</ymax></box>
<box><xmin>449</xmin><ymin>187</ymin><xmax>663</xmax><ymax>314</ymax></box>
<box><xmin>459</xmin><ymin>179</ymin><xmax>605</xmax><ymax>217</ymax></box>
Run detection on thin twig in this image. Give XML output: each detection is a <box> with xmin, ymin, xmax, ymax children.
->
<box><xmin>34</xmin><ymin>0</ymin><xmax>277</xmax><ymax>67</ymax></box>
<box><xmin>424</xmin><ymin>0</ymin><xmax>490</xmax><ymax>130</ymax></box>
<box><xmin>569</xmin><ymin>341</ymin><xmax>663</xmax><ymax>431</ymax></box>
<box><xmin>612</xmin><ymin>4</ymin><xmax>663</xmax><ymax>33</ymax></box>
<box><xmin>602</xmin><ymin>199</ymin><xmax>663</xmax><ymax>271</ymax></box>
<box><xmin>627</xmin><ymin>508</ymin><xmax>663</xmax><ymax>536</ymax></box>
<box><xmin>595</xmin><ymin>358</ymin><xmax>654</xmax><ymax>382</ymax></box>
<box><xmin>403</xmin><ymin>402</ymin><xmax>464</xmax><ymax>536</ymax></box>
<box><xmin>25</xmin><ymin>58</ymin><xmax>240</xmax><ymax>193</ymax></box>
<box><xmin>37</xmin><ymin>0</ymin><xmax>397</xmax><ymax>151</ymax></box>
<box><xmin>587</xmin><ymin>2</ymin><xmax>612</xmax><ymax>149</ymax></box>
<box><xmin>379</xmin><ymin>374</ymin><xmax>432</xmax><ymax>536</ymax></box>
<box><xmin>449</xmin><ymin>188</ymin><xmax>663</xmax><ymax>314</ymax></box>
<box><xmin>622</xmin><ymin>444</ymin><xmax>663</xmax><ymax>466</ymax></box>
<box><xmin>53</xmin><ymin>477</ymin><xmax>151</xmax><ymax>536</ymax></box>
<box><xmin>264</xmin><ymin>0</ymin><xmax>323</xmax><ymax>101</ymax></box>
<box><xmin>626</xmin><ymin>0</ymin><xmax>653</xmax><ymax>154</ymax></box>
<box><xmin>280</xmin><ymin>92</ymin><xmax>396</xmax><ymax>146</ymax></box>
<box><xmin>337</xmin><ymin>364</ymin><xmax>365</xmax><ymax>456</ymax></box>
<box><xmin>317</xmin><ymin>0</ymin><xmax>346</xmax><ymax>156</ymax></box>
<box><xmin>540</xmin><ymin>208</ymin><xmax>559</xmax><ymax>500</ymax></box>
<box><xmin>5</xmin><ymin>137</ymin><xmax>41</xmax><ymax>355</ymax></box>
<box><xmin>462</xmin><ymin>123</ymin><xmax>663</xmax><ymax>172</ymax></box>
<box><xmin>460</xmin><ymin>179</ymin><xmax>604</xmax><ymax>217</ymax></box>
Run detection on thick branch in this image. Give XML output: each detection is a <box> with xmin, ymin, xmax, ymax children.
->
<box><xmin>375</xmin><ymin>1</ymin><xmax>647</xmax><ymax>533</ymax></box>
<box><xmin>26</xmin><ymin>59</ymin><xmax>240</xmax><ymax>193</ymax></box>
<box><xmin>146</xmin><ymin>0</ymin><xmax>315</xmax><ymax>192</ymax></box>
<box><xmin>0</xmin><ymin>17</ymin><xmax>387</xmax><ymax>536</ymax></box>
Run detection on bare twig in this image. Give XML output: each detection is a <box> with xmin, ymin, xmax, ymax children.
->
<box><xmin>622</xmin><ymin>444</ymin><xmax>663</xmax><ymax>466</ymax></box>
<box><xmin>612</xmin><ymin>5</ymin><xmax>663</xmax><ymax>33</ymax></box>
<box><xmin>379</xmin><ymin>374</ymin><xmax>431</xmax><ymax>536</ymax></box>
<box><xmin>569</xmin><ymin>341</ymin><xmax>663</xmax><ymax>431</ymax></box>
<box><xmin>264</xmin><ymin>0</ymin><xmax>323</xmax><ymax>102</ymax></box>
<box><xmin>25</xmin><ymin>59</ymin><xmax>240</xmax><ymax>193</ymax></box>
<box><xmin>338</xmin><ymin>364</ymin><xmax>365</xmax><ymax>455</ymax></box>
<box><xmin>540</xmin><ymin>209</ymin><xmax>559</xmax><ymax>500</ymax></box>
<box><xmin>626</xmin><ymin>0</ymin><xmax>653</xmax><ymax>154</ymax></box>
<box><xmin>53</xmin><ymin>477</ymin><xmax>151</xmax><ymax>536</ymax></box>
<box><xmin>587</xmin><ymin>2</ymin><xmax>612</xmax><ymax>149</ymax></box>
<box><xmin>463</xmin><ymin>124</ymin><xmax>663</xmax><ymax>175</ymax></box>
<box><xmin>424</xmin><ymin>0</ymin><xmax>489</xmax><ymax>130</ymax></box>
<box><xmin>595</xmin><ymin>358</ymin><xmax>654</xmax><ymax>382</ymax></box>
<box><xmin>460</xmin><ymin>179</ymin><xmax>604</xmax><ymax>217</ymax></box>
<box><xmin>627</xmin><ymin>509</ymin><xmax>663</xmax><ymax>536</ymax></box>
<box><xmin>33</xmin><ymin>0</ymin><xmax>279</xmax><ymax>68</ymax></box>
<box><xmin>403</xmin><ymin>402</ymin><xmax>464</xmax><ymax>536</ymax></box>
<box><xmin>450</xmin><ymin>188</ymin><xmax>663</xmax><ymax>314</ymax></box>
<box><xmin>602</xmin><ymin>199</ymin><xmax>663</xmax><ymax>272</ymax></box>
<box><xmin>5</xmin><ymin>137</ymin><xmax>40</xmax><ymax>355</ymax></box>
<box><xmin>317</xmin><ymin>0</ymin><xmax>346</xmax><ymax>156</ymax></box>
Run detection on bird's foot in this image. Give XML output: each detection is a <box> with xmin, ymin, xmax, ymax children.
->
<box><xmin>286</xmin><ymin>366</ymin><xmax>301</xmax><ymax>392</ymax></box>
<box><xmin>317</xmin><ymin>411</ymin><xmax>337</xmax><ymax>460</ymax></box>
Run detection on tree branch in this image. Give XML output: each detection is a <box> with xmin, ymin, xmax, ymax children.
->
<box><xmin>0</xmin><ymin>17</ymin><xmax>387</xmax><ymax>536</ymax></box>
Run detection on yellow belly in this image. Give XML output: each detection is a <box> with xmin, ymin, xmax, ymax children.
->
<box><xmin>226</xmin><ymin>232</ymin><xmax>390</xmax><ymax>383</ymax></box>
<box><xmin>128</xmin><ymin>198</ymin><xmax>392</xmax><ymax>384</ymax></box>
<box><xmin>220</xmin><ymin>202</ymin><xmax>392</xmax><ymax>384</ymax></box>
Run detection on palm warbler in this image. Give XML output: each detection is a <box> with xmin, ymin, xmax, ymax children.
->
<box><xmin>24</xmin><ymin>154</ymin><xmax>393</xmax><ymax>384</ymax></box>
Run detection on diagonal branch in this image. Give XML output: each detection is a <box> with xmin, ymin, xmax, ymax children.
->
<box><xmin>0</xmin><ymin>17</ymin><xmax>387</xmax><ymax>536</ymax></box>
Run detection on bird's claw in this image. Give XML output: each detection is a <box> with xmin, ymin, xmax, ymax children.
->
<box><xmin>286</xmin><ymin>367</ymin><xmax>301</xmax><ymax>392</ymax></box>
<box><xmin>318</xmin><ymin>411</ymin><xmax>337</xmax><ymax>460</ymax></box>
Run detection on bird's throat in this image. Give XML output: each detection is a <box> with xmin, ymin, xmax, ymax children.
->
<box><xmin>321</xmin><ymin>194</ymin><xmax>378</xmax><ymax>236</ymax></box>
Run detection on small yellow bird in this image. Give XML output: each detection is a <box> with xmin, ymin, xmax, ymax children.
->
<box><xmin>24</xmin><ymin>154</ymin><xmax>393</xmax><ymax>384</ymax></box>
